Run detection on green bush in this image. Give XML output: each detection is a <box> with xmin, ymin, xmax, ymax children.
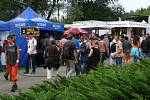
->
<box><xmin>1</xmin><ymin>59</ymin><xmax>150</xmax><ymax>100</ymax></box>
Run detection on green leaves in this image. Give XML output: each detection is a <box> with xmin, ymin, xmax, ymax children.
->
<box><xmin>1</xmin><ymin>59</ymin><xmax>150</xmax><ymax>100</ymax></box>
<box><xmin>65</xmin><ymin>0</ymin><xmax>124</xmax><ymax>22</ymax></box>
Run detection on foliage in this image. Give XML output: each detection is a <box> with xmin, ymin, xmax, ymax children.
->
<box><xmin>134</xmin><ymin>6</ymin><xmax>150</xmax><ymax>16</ymax></box>
<box><xmin>1</xmin><ymin>59</ymin><xmax>150</xmax><ymax>100</ymax></box>
<box><xmin>65</xmin><ymin>0</ymin><xmax>125</xmax><ymax>22</ymax></box>
<box><xmin>65</xmin><ymin>1</ymin><xmax>83</xmax><ymax>23</ymax></box>
<box><xmin>0</xmin><ymin>0</ymin><xmax>60</xmax><ymax>20</ymax></box>
<box><xmin>0</xmin><ymin>0</ymin><xmax>125</xmax><ymax>23</ymax></box>
<box><xmin>126</xmin><ymin>6</ymin><xmax>150</xmax><ymax>17</ymax></box>
<box><xmin>0</xmin><ymin>0</ymin><xmax>18</xmax><ymax>20</ymax></box>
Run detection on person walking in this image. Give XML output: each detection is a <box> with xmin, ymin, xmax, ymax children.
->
<box><xmin>41</xmin><ymin>33</ymin><xmax>50</xmax><ymax>65</ymax></box>
<box><xmin>103</xmin><ymin>34</ymin><xmax>110</xmax><ymax>57</ymax></box>
<box><xmin>24</xmin><ymin>33</ymin><xmax>37</xmax><ymax>74</ymax></box>
<box><xmin>79</xmin><ymin>36</ymin><xmax>90</xmax><ymax>74</ymax></box>
<box><xmin>72</xmin><ymin>35</ymin><xmax>80</xmax><ymax>76</ymax></box>
<box><xmin>60</xmin><ymin>35</ymin><xmax>67</xmax><ymax>49</ymax></box>
<box><xmin>63</xmin><ymin>35</ymin><xmax>77</xmax><ymax>78</ymax></box>
<box><xmin>59</xmin><ymin>35</ymin><xmax>67</xmax><ymax>65</ymax></box>
<box><xmin>87</xmin><ymin>40</ymin><xmax>100</xmax><ymax>71</ymax></box>
<box><xmin>5</xmin><ymin>35</ymin><xmax>19</xmax><ymax>92</ymax></box>
<box><xmin>4</xmin><ymin>34</ymin><xmax>18</xmax><ymax>79</ymax></box>
<box><xmin>44</xmin><ymin>40</ymin><xmax>60</xmax><ymax>80</ymax></box>
<box><xmin>131</xmin><ymin>36</ymin><xmax>140</xmax><ymax>63</ymax></box>
<box><xmin>98</xmin><ymin>35</ymin><xmax>107</xmax><ymax>64</ymax></box>
<box><xmin>110</xmin><ymin>35</ymin><xmax>123</xmax><ymax>65</ymax></box>
<box><xmin>141</xmin><ymin>36</ymin><xmax>150</xmax><ymax>58</ymax></box>
<box><xmin>122</xmin><ymin>36</ymin><xmax>132</xmax><ymax>64</ymax></box>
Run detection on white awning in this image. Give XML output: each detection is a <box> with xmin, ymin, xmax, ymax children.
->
<box><xmin>65</xmin><ymin>20</ymin><xmax>148</xmax><ymax>29</ymax></box>
<box><xmin>107</xmin><ymin>21</ymin><xmax>147</xmax><ymax>28</ymax></box>
<box><xmin>65</xmin><ymin>20</ymin><xmax>107</xmax><ymax>29</ymax></box>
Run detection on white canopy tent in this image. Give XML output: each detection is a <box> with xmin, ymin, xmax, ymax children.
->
<box><xmin>107</xmin><ymin>21</ymin><xmax>147</xmax><ymax>28</ymax></box>
<box><xmin>106</xmin><ymin>21</ymin><xmax>148</xmax><ymax>38</ymax></box>
<box><xmin>65</xmin><ymin>20</ymin><xmax>107</xmax><ymax>29</ymax></box>
<box><xmin>65</xmin><ymin>20</ymin><xmax>150</xmax><ymax>36</ymax></box>
<box><xmin>65</xmin><ymin>20</ymin><xmax>108</xmax><ymax>35</ymax></box>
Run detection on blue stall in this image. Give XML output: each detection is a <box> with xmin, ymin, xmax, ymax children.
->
<box><xmin>5</xmin><ymin>7</ymin><xmax>64</xmax><ymax>66</ymax></box>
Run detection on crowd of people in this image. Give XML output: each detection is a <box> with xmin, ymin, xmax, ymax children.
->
<box><xmin>40</xmin><ymin>33</ymin><xmax>150</xmax><ymax>78</ymax></box>
<box><xmin>0</xmin><ymin>32</ymin><xmax>150</xmax><ymax>92</ymax></box>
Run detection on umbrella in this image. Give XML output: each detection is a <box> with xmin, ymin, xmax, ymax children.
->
<box><xmin>64</xmin><ymin>28</ymin><xmax>88</xmax><ymax>34</ymax></box>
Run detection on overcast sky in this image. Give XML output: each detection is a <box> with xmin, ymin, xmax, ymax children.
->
<box><xmin>118</xmin><ymin>0</ymin><xmax>150</xmax><ymax>12</ymax></box>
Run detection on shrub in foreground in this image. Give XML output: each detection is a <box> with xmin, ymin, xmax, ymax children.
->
<box><xmin>1</xmin><ymin>59</ymin><xmax>150</xmax><ymax>100</ymax></box>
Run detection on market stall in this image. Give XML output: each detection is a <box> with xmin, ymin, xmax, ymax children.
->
<box><xmin>106</xmin><ymin>21</ymin><xmax>147</xmax><ymax>37</ymax></box>
<box><xmin>4</xmin><ymin>7</ymin><xmax>64</xmax><ymax>66</ymax></box>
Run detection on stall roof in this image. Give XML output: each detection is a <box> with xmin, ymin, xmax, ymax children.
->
<box><xmin>107</xmin><ymin>21</ymin><xmax>147</xmax><ymax>28</ymax></box>
<box><xmin>65</xmin><ymin>20</ymin><xmax>148</xmax><ymax>29</ymax></box>
<box><xmin>65</xmin><ymin>20</ymin><xmax>107</xmax><ymax>29</ymax></box>
<box><xmin>6</xmin><ymin>7</ymin><xmax>64</xmax><ymax>31</ymax></box>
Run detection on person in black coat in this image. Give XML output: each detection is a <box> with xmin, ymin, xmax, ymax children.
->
<box><xmin>44</xmin><ymin>40</ymin><xmax>60</xmax><ymax>80</ymax></box>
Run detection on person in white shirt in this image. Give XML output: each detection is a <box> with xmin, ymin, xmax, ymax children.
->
<box><xmin>24</xmin><ymin>33</ymin><xmax>37</xmax><ymax>74</ymax></box>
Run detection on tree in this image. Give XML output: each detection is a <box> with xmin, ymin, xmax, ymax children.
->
<box><xmin>111</xmin><ymin>4</ymin><xmax>125</xmax><ymax>20</ymax></box>
<box><xmin>24</xmin><ymin>0</ymin><xmax>66</xmax><ymax>20</ymax></box>
<box><xmin>65</xmin><ymin>1</ymin><xmax>83</xmax><ymax>23</ymax></box>
<box><xmin>52</xmin><ymin>0</ymin><xmax>66</xmax><ymax>21</ymax></box>
<box><xmin>0</xmin><ymin>0</ymin><xmax>61</xmax><ymax>21</ymax></box>
<box><xmin>130</xmin><ymin>6</ymin><xmax>150</xmax><ymax>16</ymax></box>
<box><xmin>65</xmin><ymin>0</ymin><xmax>125</xmax><ymax>23</ymax></box>
<box><xmin>0</xmin><ymin>0</ymin><xmax>125</xmax><ymax>23</ymax></box>
<box><xmin>0</xmin><ymin>0</ymin><xmax>19</xmax><ymax>20</ymax></box>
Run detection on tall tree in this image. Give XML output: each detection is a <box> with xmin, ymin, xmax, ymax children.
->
<box><xmin>134</xmin><ymin>6</ymin><xmax>150</xmax><ymax>16</ymax></box>
<box><xmin>24</xmin><ymin>0</ymin><xmax>65</xmax><ymax>20</ymax></box>
<box><xmin>0</xmin><ymin>0</ymin><xmax>60</xmax><ymax>21</ymax></box>
<box><xmin>65</xmin><ymin>0</ymin><xmax>124</xmax><ymax>23</ymax></box>
<box><xmin>46</xmin><ymin>0</ymin><xmax>57</xmax><ymax>20</ymax></box>
<box><xmin>0</xmin><ymin>0</ymin><xmax>19</xmax><ymax>20</ymax></box>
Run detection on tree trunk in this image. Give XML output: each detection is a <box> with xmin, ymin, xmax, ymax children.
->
<box><xmin>57</xmin><ymin>0</ymin><xmax>60</xmax><ymax>21</ymax></box>
<box><xmin>47</xmin><ymin>0</ymin><xmax>57</xmax><ymax>20</ymax></box>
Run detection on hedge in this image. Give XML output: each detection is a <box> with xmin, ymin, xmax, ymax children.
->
<box><xmin>1</xmin><ymin>59</ymin><xmax>150</xmax><ymax>100</ymax></box>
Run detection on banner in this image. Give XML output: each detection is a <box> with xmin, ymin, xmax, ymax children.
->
<box><xmin>21</xmin><ymin>27</ymin><xmax>39</xmax><ymax>36</ymax></box>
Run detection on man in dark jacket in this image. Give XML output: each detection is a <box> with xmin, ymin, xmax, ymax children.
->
<box><xmin>141</xmin><ymin>36</ymin><xmax>150</xmax><ymax>58</ymax></box>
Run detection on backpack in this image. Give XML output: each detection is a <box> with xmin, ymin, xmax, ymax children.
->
<box><xmin>80</xmin><ymin>42</ymin><xmax>88</xmax><ymax>53</ymax></box>
<box><xmin>63</xmin><ymin>41</ymin><xmax>73</xmax><ymax>59</ymax></box>
<box><xmin>110</xmin><ymin>42</ymin><xmax>116</xmax><ymax>53</ymax></box>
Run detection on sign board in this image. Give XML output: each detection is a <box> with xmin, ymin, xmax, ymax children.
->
<box><xmin>21</xmin><ymin>27</ymin><xmax>40</xmax><ymax>36</ymax></box>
